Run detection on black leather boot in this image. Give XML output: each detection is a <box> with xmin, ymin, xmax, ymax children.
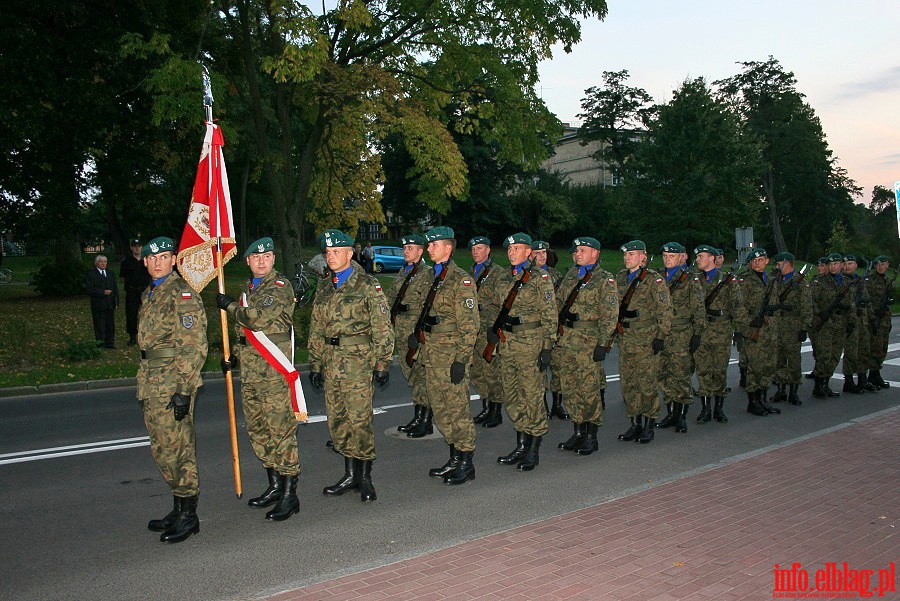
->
<box><xmin>656</xmin><ymin>402</ymin><xmax>676</xmax><ymax>428</ymax></box>
<box><xmin>559</xmin><ymin>422</ymin><xmax>586</xmax><ymax>450</ymax></box>
<box><xmin>444</xmin><ymin>450</ymin><xmax>475</xmax><ymax>485</ymax></box>
<box><xmin>824</xmin><ymin>377</ymin><xmax>840</xmax><ymax>397</ymax></box>
<box><xmin>358</xmin><ymin>459</ymin><xmax>376</xmax><ymax>502</ymax></box>
<box><xmin>675</xmin><ymin>402</ymin><xmax>688</xmax><ymax>433</ymax></box>
<box><xmin>574</xmin><ymin>423</ymin><xmax>599</xmax><ymax>456</ymax></box>
<box><xmin>858</xmin><ymin>372</ymin><xmax>878</xmax><ymax>392</ymax></box>
<box><xmin>746</xmin><ymin>390</ymin><xmax>768</xmax><ymax>416</ymax></box>
<box><xmin>550</xmin><ymin>392</ymin><xmax>570</xmax><ymax>420</ymax></box>
<box><xmin>772</xmin><ymin>383</ymin><xmax>787</xmax><ymax>403</ymax></box>
<box><xmin>407</xmin><ymin>407</ymin><xmax>434</xmax><ymax>438</ymax></box>
<box><xmin>266</xmin><ymin>474</ymin><xmax>299</xmax><ymax>521</ymax></box>
<box><xmin>429</xmin><ymin>445</ymin><xmax>459</xmax><ymax>478</ymax></box>
<box><xmin>498</xmin><ymin>431</ymin><xmax>527</xmax><ymax>465</ymax></box>
<box><xmin>481</xmin><ymin>401</ymin><xmax>503</xmax><ymax>428</ymax></box>
<box><xmin>323</xmin><ymin>456</ymin><xmax>358</xmax><ymax>496</ymax></box>
<box><xmin>473</xmin><ymin>398</ymin><xmax>490</xmax><ymax>424</ymax></box>
<box><xmin>713</xmin><ymin>396</ymin><xmax>728</xmax><ymax>423</ymax></box>
<box><xmin>739</xmin><ymin>367</ymin><xmax>747</xmax><ymax>388</ymax></box>
<box><xmin>636</xmin><ymin>416</ymin><xmax>655</xmax><ymax>444</ymax></box>
<box><xmin>812</xmin><ymin>376</ymin><xmax>828</xmax><ymax>398</ymax></box>
<box><xmin>618</xmin><ymin>417</ymin><xmax>641</xmax><ymax>441</ymax></box>
<box><xmin>843</xmin><ymin>375</ymin><xmax>862</xmax><ymax>394</ymax></box>
<box><xmin>160</xmin><ymin>495</ymin><xmax>199</xmax><ymax>543</ymax></box>
<box><xmin>696</xmin><ymin>396</ymin><xmax>712</xmax><ymax>423</ymax></box>
<box><xmin>788</xmin><ymin>384</ymin><xmax>802</xmax><ymax>405</ymax></box>
<box><xmin>517</xmin><ymin>435</ymin><xmax>541</xmax><ymax>471</ymax></box>
<box><xmin>148</xmin><ymin>496</ymin><xmax>181</xmax><ymax>532</ymax></box>
<box><xmin>758</xmin><ymin>388</ymin><xmax>781</xmax><ymax>414</ymax></box>
<box><xmin>870</xmin><ymin>369</ymin><xmax>889</xmax><ymax>389</ymax></box>
<box><xmin>398</xmin><ymin>404</ymin><xmax>425</xmax><ymax>433</ymax></box>
<box><xmin>248</xmin><ymin>467</ymin><xmax>282</xmax><ymax>508</ymax></box>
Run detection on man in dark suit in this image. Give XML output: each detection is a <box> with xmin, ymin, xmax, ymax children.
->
<box><xmin>86</xmin><ymin>254</ymin><xmax>119</xmax><ymax>348</ymax></box>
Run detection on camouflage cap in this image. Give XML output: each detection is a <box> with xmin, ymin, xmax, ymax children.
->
<box><xmin>531</xmin><ymin>240</ymin><xmax>550</xmax><ymax>251</ymax></box>
<box><xmin>842</xmin><ymin>253</ymin><xmax>857</xmax><ymax>263</ymax></box>
<box><xmin>874</xmin><ymin>255</ymin><xmax>890</xmax><ymax>264</ymax></box>
<box><xmin>693</xmin><ymin>244</ymin><xmax>717</xmax><ymax>255</ymax></box>
<box><xmin>400</xmin><ymin>233</ymin><xmax>426</xmax><ymax>247</ymax></box>
<box><xmin>661</xmin><ymin>241</ymin><xmax>685</xmax><ymax>253</ymax></box>
<box><xmin>747</xmin><ymin>248</ymin><xmax>767</xmax><ymax>260</ymax></box>
<box><xmin>320</xmin><ymin>229</ymin><xmax>354</xmax><ymax>250</ymax></box>
<box><xmin>503</xmin><ymin>232</ymin><xmax>533</xmax><ymax>248</ymax></box>
<box><xmin>771</xmin><ymin>251</ymin><xmax>794</xmax><ymax>263</ymax></box>
<box><xmin>826</xmin><ymin>252</ymin><xmax>843</xmax><ymax>263</ymax></box>
<box><xmin>243</xmin><ymin>236</ymin><xmax>275</xmax><ymax>258</ymax></box>
<box><xmin>141</xmin><ymin>236</ymin><xmax>175</xmax><ymax>258</ymax></box>
<box><xmin>572</xmin><ymin>236</ymin><xmax>601</xmax><ymax>251</ymax></box>
<box><xmin>425</xmin><ymin>226</ymin><xmax>455</xmax><ymax>242</ymax></box>
<box><xmin>468</xmin><ymin>236</ymin><xmax>490</xmax><ymax>248</ymax></box>
<box><xmin>620</xmin><ymin>240</ymin><xmax>646</xmax><ymax>252</ymax></box>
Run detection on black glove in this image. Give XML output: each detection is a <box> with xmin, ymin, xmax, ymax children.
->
<box><xmin>689</xmin><ymin>335</ymin><xmax>701</xmax><ymax>354</ymax></box>
<box><xmin>167</xmin><ymin>393</ymin><xmax>191</xmax><ymax>421</ymax></box>
<box><xmin>220</xmin><ymin>353</ymin><xmax>237</xmax><ymax>374</ymax></box>
<box><xmin>450</xmin><ymin>361</ymin><xmax>466</xmax><ymax>384</ymax></box>
<box><xmin>373</xmin><ymin>370</ymin><xmax>390</xmax><ymax>389</ymax></box>
<box><xmin>216</xmin><ymin>293</ymin><xmax>235</xmax><ymax>311</ymax></box>
<box><xmin>407</xmin><ymin>332</ymin><xmax>419</xmax><ymax>350</ymax></box>
<box><xmin>651</xmin><ymin>338</ymin><xmax>664</xmax><ymax>355</ymax></box>
<box><xmin>798</xmin><ymin>330</ymin><xmax>808</xmax><ymax>343</ymax></box>
<box><xmin>537</xmin><ymin>349</ymin><xmax>552</xmax><ymax>371</ymax></box>
<box><xmin>749</xmin><ymin>316</ymin><xmax>764</xmax><ymax>329</ymax></box>
<box><xmin>487</xmin><ymin>328</ymin><xmax>501</xmax><ymax>345</ymax></box>
<box><xmin>309</xmin><ymin>371</ymin><xmax>324</xmax><ymax>391</ymax></box>
<box><xmin>592</xmin><ymin>344</ymin><xmax>606</xmax><ymax>362</ymax></box>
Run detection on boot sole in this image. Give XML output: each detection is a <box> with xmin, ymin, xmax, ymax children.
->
<box><xmin>160</xmin><ymin>523</ymin><xmax>199</xmax><ymax>543</ymax></box>
<box><xmin>266</xmin><ymin>505</ymin><xmax>299</xmax><ymax>521</ymax></box>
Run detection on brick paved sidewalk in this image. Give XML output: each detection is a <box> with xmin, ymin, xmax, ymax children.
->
<box><xmin>267</xmin><ymin>408</ymin><xmax>899</xmax><ymax>601</ymax></box>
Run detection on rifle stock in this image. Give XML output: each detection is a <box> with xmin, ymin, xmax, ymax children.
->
<box><xmin>483</xmin><ymin>258</ymin><xmax>536</xmax><ymax>363</ymax></box>
<box><xmin>749</xmin><ymin>267</ymin><xmax>781</xmax><ymax>342</ymax></box>
<box><xmin>390</xmin><ymin>262</ymin><xmax>419</xmax><ymax>325</ymax></box>
<box><xmin>605</xmin><ymin>266</ymin><xmax>647</xmax><ymax>352</ymax></box>
<box><xmin>557</xmin><ymin>266</ymin><xmax>595</xmax><ymax>336</ymax></box>
<box><xmin>405</xmin><ymin>262</ymin><xmax>449</xmax><ymax>367</ymax></box>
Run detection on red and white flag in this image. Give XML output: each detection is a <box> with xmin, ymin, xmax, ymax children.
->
<box><xmin>177</xmin><ymin>121</ymin><xmax>237</xmax><ymax>292</ymax></box>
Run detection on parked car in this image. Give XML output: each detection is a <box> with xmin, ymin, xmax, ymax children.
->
<box><xmin>372</xmin><ymin>246</ymin><xmax>406</xmax><ymax>272</ymax></box>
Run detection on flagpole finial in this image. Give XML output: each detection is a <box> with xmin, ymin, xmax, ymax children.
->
<box><xmin>200</xmin><ymin>63</ymin><xmax>214</xmax><ymax>122</ymax></box>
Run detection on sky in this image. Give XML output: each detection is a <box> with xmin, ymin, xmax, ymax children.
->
<box><xmin>536</xmin><ymin>0</ymin><xmax>900</xmax><ymax>202</ymax></box>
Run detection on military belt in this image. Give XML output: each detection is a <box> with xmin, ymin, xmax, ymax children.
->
<box><xmin>564</xmin><ymin>319</ymin><xmax>597</xmax><ymax>330</ymax></box>
<box><xmin>141</xmin><ymin>348</ymin><xmax>176</xmax><ymax>360</ymax></box>
<box><xmin>671</xmin><ymin>317</ymin><xmax>691</xmax><ymax>326</ymax></box>
<box><xmin>622</xmin><ymin>317</ymin><xmax>654</xmax><ymax>329</ymax></box>
<box><xmin>502</xmin><ymin>321</ymin><xmax>541</xmax><ymax>333</ymax></box>
<box><xmin>424</xmin><ymin>323</ymin><xmax>457</xmax><ymax>334</ymax></box>
<box><xmin>325</xmin><ymin>335</ymin><xmax>371</xmax><ymax>346</ymax></box>
<box><xmin>238</xmin><ymin>332</ymin><xmax>291</xmax><ymax>345</ymax></box>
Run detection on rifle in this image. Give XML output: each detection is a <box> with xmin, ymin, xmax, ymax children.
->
<box><xmin>748</xmin><ymin>266</ymin><xmax>782</xmax><ymax>342</ymax></box>
<box><xmin>474</xmin><ymin>261</ymin><xmax>492</xmax><ymax>290</ymax></box>
<box><xmin>557</xmin><ymin>265</ymin><xmax>595</xmax><ymax>336</ymax></box>
<box><xmin>775</xmin><ymin>263</ymin><xmax>809</xmax><ymax>309</ymax></box>
<box><xmin>811</xmin><ymin>277</ymin><xmax>859</xmax><ymax>332</ymax></box>
<box><xmin>405</xmin><ymin>262</ymin><xmax>450</xmax><ymax>367</ymax></box>
<box><xmin>389</xmin><ymin>262</ymin><xmax>419</xmax><ymax>325</ymax></box>
<box><xmin>667</xmin><ymin>263</ymin><xmax>693</xmax><ymax>292</ymax></box>
<box><xmin>851</xmin><ymin>260</ymin><xmax>874</xmax><ymax>316</ymax></box>
<box><xmin>704</xmin><ymin>261</ymin><xmax>738</xmax><ymax>315</ymax></box>
<box><xmin>483</xmin><ymin>258</ymin><xmax>537</xmax><ymax>363</ymax></box>
<box><xmin>605</xmin><ymin>266</ymin><xmax>648</xmax><ymax>352</ymax></box>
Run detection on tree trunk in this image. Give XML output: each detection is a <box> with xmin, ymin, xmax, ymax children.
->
<box><xmin>763</xmin><ymin>169</ymin><xmax>787</xmax><ymax>253</ymax></box>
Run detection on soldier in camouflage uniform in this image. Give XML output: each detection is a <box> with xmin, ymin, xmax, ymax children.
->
<box><xmin>770</xmin><ymin>252</ymin><xmax>812</xmax><ymax>406</ymax></box>
<box><xmin>137</xmin><ymin>236</ymin><xmax>208</xmax><ymax>544</ymax></box>
<box><xmin>655</xmin><ymin>242</ymin><xmax>704</xmax><ymax>434</ymax></box>
<box><xmin>840</xmin><ymin>254</ymin><xmax>879</xmax><ymax>393</ymax></box>
<box><xmin>867</xmin><ymin>256</ymin><xmax>893</xmax><ymax>389</ymax></box>
<box><xmin>409</xmin><ymin>226</ymin><xmax>480</xmax><ymax>484</ymax></box>
<box><xmin>308</xmin><ymin>230</ymin><xmax>394</xmax><ymax>502</ymax></box>
<box><xmin>614</xmin><ymin>240</ymin><xmax>673</xmax><ymax>445</ymax></box>
<box><xmin>692</xmin><ymin>245</ymin><xmax>741</xmax><ymax>424</ymax></box>
<box><xmin>810</xmin><ymin>253</ymin><xmax>850</xmax><ymax>398</ymax></box>
<box><xmin>387</xmin><ymin>234</ymin><xmax>434</xmax><ymax>437</ymax></box>
<box><xmin>468</xmin><ymin>236</ymin><xmax>505</xmax><ymax>428</ymax></box>
<box><xmin>554</xmin><ymin>237</ymin><xmax>618</xmax><ymax>455</ymax></box>
<box><xmin>737</xmin><ymin>248</ymin><xmax>782</xmax><ymax>416</ymax></box>
<box><xmin>482</xmin><ymin>232</ymin><xmax>557</xmax><ymax>470</ymax></box>
<box><xmin>532</xmin><ymin>240</ymin><xmax>568</xmax><ymax>420</ymax></box>
<box><xmin>216</xmin><ymin>237</ymin><xmax>301</xmax><ymax>522</ymax></box>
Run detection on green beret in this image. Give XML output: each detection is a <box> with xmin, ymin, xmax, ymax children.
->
<box><xmin>243</xmin><ymin>236</ymin><xmax>275</xmax><ymax>258</ymax></box>
<box><xmin>320</xmin><ymin>229</ymin><xmax>354</xmax><ymax>250</ymax></box>
<box><xmin>503</xmin><ymin>232</ymin><xmax>533</xmax><ymax>248</ymax></box>
<box><xmin>400</xmin><ymin>233</ymin><xmax>426</xmax><ymax>247</ymax></box>
<box><xmin>874</xmin><ymin>255</ymin><xmax>889</xmax><ymax>264</ymax></box>
<box><xmin>747</xmin><ymin>248</ymin><xmax>767</xmax><ymax>260</ymax></box>
<box><xmin>425</xmin><ymin>226</ymin><xmax>455</xmax><ymax>242</ymax></box>
<box><xmin>842</xmin><ymin>253</ymin><xmax>857</xmax><ymax>262</ymax></box>
<box><xmin>468</xmin><ymin>236</ymin><xmax>490</xmax><ymax>248</ymax></box>
<box><xmin>693</xmin><ymin>244</ymin><xmax>717</xmax><ymax>255</ymax></box>
<box><xmin>772</xmin><ymin>252</ymin><xmax>794</xmax><ymax>263</ymax></box>
<box><xmin>817</xmin><ymin>256</ymin><xmax>828</xmax><ymax>265</ymax></box>
<box><xmin>714</xmin><ymin>248</ymin><xmax>724</xmax><ymax>257</ymax></box>
<box><xmin>531</xmin><ymin>240</ymin><xmax>550</xmax><ymax>251</ymax></box>
<box><xmin>620</xmin><ymin>240</ymin><xmax>646</xmax><ymax>252</ymax></box>
<box><xmin>141</xmin><ymin>236</ymin><xmax>175</xmax><ymax>258</ymax></box>
<box><xmin>572</xmin><ymin>237</ymin><xmax>601</xmax><ymax>251</ymax></box>
<box><xmin>826</xmin><ymin>252</ymin><xmax>843</xmax><ymax>263</ymax></box>
<box><xmin>661</xmin><ymin>242</ymin><xmax>685</xmax><ymax>253</ymax></box>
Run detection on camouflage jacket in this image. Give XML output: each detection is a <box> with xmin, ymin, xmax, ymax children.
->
<box><xmin>470</xmin><ymin>258</ymin><xmax>498</xmax><ymax>334</ymax></box>
<box><xmin>844</xmin><ymin>273</ymin><xmax>872</xmax><ymax>324</ymax></box>
<box><xmin>542</xmin><ymin>265</ymin><xmax>564</xmax><ymax>290</ymax></box>
<box><xmin>810</xmin><ymin>273</ymin><xmax>853</xmax><ymax>329</ymax></box>
<box><xmin>555</xmin><ymin>265</ymin><xmax>618</xmax><ymax>350</ymax></box>
<box><xmin>666</xmin><ymin>268</ymin><xmax>705</xmax><ymax>336</ymax></box>
<box><xmin>614</xmin><ymin>268</ymin><xmax>673</xmax><ymax>341</ymax></box>
<box><xmin>775</xmin><ymin>270</ymin><xmax>813</xmax><ymax>331</ymax></box>
<box><xmin>227</xmin><ymin>270</ymin><xmax>296</xmax><ymax>382</ymax></box>
<box><xmin>738</xmin><ymin>269</ymin><xmax>781</xmax><ymax>334</ymax></box>
<box><xmin>308</xmin><ymin>263</ymin><xmax>394</xmax><ymax>373</ymax></box>
<box><xmin>867</xmin><ymin>271</ymin><xmax>894</xmax><ymax>319</ymax></box>
<box><xmin>482</xmin><ymin>263</ymin><xmax>558</xmax><ymax>352</ymax></box>
<box><xmin>697</xmin><ymin>268</ymin><xmax>742</xmax><ymax>331</ymax></box>
<box><xmin>136</xmin><ymin>272</ymin><xmax>208</xmax><ymax>400</ymax></box>
<box><xmin>385</xmin><ymin>259</ymin><xmax>434</xmax><ymax>341</ymax></box>
<box><xmin>419</xmin><ymin>260</ymin><xmax>479</xmax><ymax>367</ymax></box>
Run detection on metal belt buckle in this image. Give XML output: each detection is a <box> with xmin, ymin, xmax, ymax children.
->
<box><xmin>328</xmin><ymin>337</ymin><xmax>340</xmax><ymax>345</ymax></box>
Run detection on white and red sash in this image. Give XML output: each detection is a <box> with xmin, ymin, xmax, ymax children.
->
<box><xmin>240</xmin><ymin>293</ymin><xmax>308</xmax><ymax>422</ymax></box>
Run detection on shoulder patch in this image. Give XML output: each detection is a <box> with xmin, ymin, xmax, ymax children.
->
<box><xmin>608</xmin><ymin>278</ymin><xmax>615</xmax><ymax>283</ymax></box>
<box><xmin>541</xmin><ymin>273</ymin><xmax>549</xmax><ymax>280</ymax></box>
<box><xmin>181</xmin><ymin>292</ymin><xmax>192</xmax><ymax>300</ymax></box>
<box><xmin>181</xmin><ymin>315</ymin><xmax>194</xmax><ymax>329</ymax></box>
<box><xmin>262</xmin><ymin>295</ymin><xmax>275</xmax><ymax>307</ymax></box>
<box><xmin>275</xmin><ymin>280</ymin><xmax>285</xmax><ymax>287</ymax></box>
<box><xmin>375</xmin><ymin>284</ymin><xmax>382</xmax><ymax>292</ymax></box>
<box><xmin>463</xmin><ymin>279</ymin><xmax>472</xmax><ymax>286</ymax></box>
<box><xmin>465</xmin><ymin>298</ymin><xmax>475</xmax><ymax>309</ymax></box>
<box><xmin>656</xmin><ymin>278</ymin><xmax>663</xmax><ymax>284</ymax></box>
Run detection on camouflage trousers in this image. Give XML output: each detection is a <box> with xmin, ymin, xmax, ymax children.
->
<box><xmin>498</xmin><ymin>334</ymin><xmax>549</xmax><ymax>437</ymax></box>
<box><xmin>425</xmin><ymin>364</ymin><xmax>476</xmax><ymax>452</ymax></box>
<box><xmin>743</xmin><ymin>324</ymin><xmax>777</xmax><ymax>393</ymax></box>
<box><xmin>143</xmin><ymin>394</ymin><xmax>198</xmax><ymax>497</ymax></box>
<box><xmin>400</xmin><ymin>352</ymin><xmax>428</xmax><ymax>408</ymax></box>
<box><xmin>619</xmin><ymin>331</ymin><xmax>661</xmax><ymax>419</ymax></box>
<box><xmin>554</xmin><ymin>343</ymin><xmax>603</xmax><ymax>425</ymax></box>
<box><xmin>471</xmin><ymin>338</ymin><xmax>504</xmax><ymax>405</ymax></box>
<box><xmin>659</xmin><ymin>327</ymin><xmax>694</xmax><ymax>405</ymax></box>
<box><xmin>813</xmin><ymin>319</ymin><xmax>846</xmax><ymax>378</ymax></box>
<box><xmin>241</xmin><ymin>378</ymin><xmax>300</xmax><ymax>477</ymax></box>
<box><xmin>869</xmin><ymin>315</ymin><xmax>892</xmax><ymax>369</ymax></box>
<box><xmin>843</xmin><ymin>317</ymin><xmax>870</xmax><ymax>375</ymax></box>
<box><xmin>775</xmin><ymin>320</ymin><xmax>804</xmax><ymax>385</ymax></box>
<box><xmin>694</xmin><ymin>322</ymin><xmax>732</xmax><ymax>396</ymax></box>
<box><xmin>323</xmin><ymin>350</ymin><xmax>376</xmax><ymax>461</ymax></box>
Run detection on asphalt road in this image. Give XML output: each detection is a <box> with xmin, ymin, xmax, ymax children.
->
<box><xmin>2</xmin><ymin>326</ymin><xmax>899</xmax><ymax>601</ymax></box>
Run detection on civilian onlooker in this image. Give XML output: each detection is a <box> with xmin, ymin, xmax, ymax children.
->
<box><xmin>86</xmin><ymin>254</ymin><xmax>119</xmax><ymax>348</ymax></box>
